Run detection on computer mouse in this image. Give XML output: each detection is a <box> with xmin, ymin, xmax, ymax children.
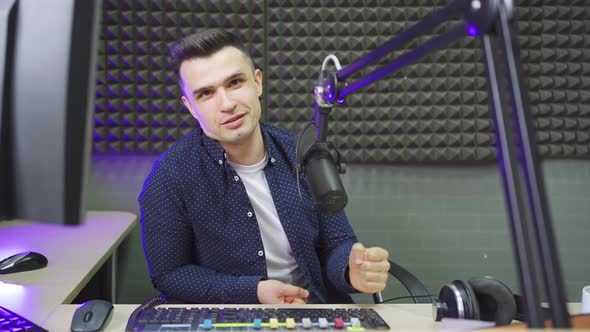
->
<box><xmin>0</xmin><ymin>251</ymin><xmax>48</xmax><ymax>274</ymax></box>
<box><xmin>71</xmin><ymin>299</ymin><xmax>113</xmax><ymax>332</ymax></box>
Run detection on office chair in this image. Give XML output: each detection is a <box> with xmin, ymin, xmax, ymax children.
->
<box><xmin>373</xmin><ymin>260</ymin><xmax>432</xmax><ymax>304</ymax></box>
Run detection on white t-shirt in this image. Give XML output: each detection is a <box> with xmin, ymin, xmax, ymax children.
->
<box><xmin>228</xmin><ymin>155</ymin><xmax>307</xmax><ymax>290</ymax></box>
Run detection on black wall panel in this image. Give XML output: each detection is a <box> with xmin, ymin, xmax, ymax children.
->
<box><xmin>95</xmin><ymin>0</ymin><xmax>590</xmax><ymax>163</ymax></box>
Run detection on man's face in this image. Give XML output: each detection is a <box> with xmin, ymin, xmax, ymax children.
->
<box><xmin>180</xmin><ymin>46</ymin><xmax>263</xmax><ymax>146</ymax></box>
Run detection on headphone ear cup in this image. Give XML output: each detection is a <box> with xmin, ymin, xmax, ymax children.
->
<box><xmin>468</xmin><ymin>277</ymin><xmax>516</xmax><ymax>326</ymax></box>
<box><xmin>456</xmin><ymin>280</ymin><xmax>480</xmax><ymax>320</ymax></box>
<box><xmin>433</xmin><ymin>280</ymin><xmax>479</xmax><ymax>321</ymax></box>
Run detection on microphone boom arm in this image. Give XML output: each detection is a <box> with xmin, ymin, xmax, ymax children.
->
<box><xmin>312</xmin><ymin>0</ymin><xmax>570</xmax><ymax>328</ymax></box>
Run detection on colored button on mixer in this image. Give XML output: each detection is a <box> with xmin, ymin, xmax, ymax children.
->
<box><xmin>286</xmin><ymin>318</ymin><xmax>296</xmax><ymax>329</ymax></box>
<box><xmin>253</xmin><ymin>318</ymin><xmax>262</xmax><ymax>329</ymax></box>
<box><xmin>335</xmin><ymin>318</ymin><xmax>345</xmax><ymax>329</ymax></box>
<box><xmin>203</xmin><ymin>319</ymin><xmax>213</xmax><ymax>330</ymax></box>
<box><xmin>318</xmin><ymin>318</ymin><xmax>328</xmax><ymax>329</ymax></box>
<box><xmin>269</xmin><ymin>318</ymin><xmax>279</xmax><ymax>329</ymax></box>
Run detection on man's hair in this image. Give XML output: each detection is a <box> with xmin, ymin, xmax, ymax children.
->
<box><xmin>169</xmin><ymin>28</ymin><xmax>255</xmax><ymax>91</ymax></box>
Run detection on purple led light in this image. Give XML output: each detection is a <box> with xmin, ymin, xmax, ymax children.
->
<box><xmin>467</xmin><ymin>24</ymin><xmax>479</xmax><ymax>37</ymax></box>
<box><xmin>0</xmin><ymin>282</ymin><xmax>25</xmax><ymax>304</ymax></box>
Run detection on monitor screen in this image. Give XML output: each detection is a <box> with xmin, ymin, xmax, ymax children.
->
<box><xmin>0</xmin><ymin>0</ymin><xmax>101</xmax><ymax>224</ymax></box>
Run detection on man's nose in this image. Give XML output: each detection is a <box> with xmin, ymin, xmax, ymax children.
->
<box><xmin>218</xmin><ymin>89</ymin><xmax>236</xmax><ymax>112</ymax></box>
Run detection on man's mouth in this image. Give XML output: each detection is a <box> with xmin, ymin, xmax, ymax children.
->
<box><xmin>221</xmin><ymin>113</ymin><xmax>246</xmax><ymax>125</ymax></box>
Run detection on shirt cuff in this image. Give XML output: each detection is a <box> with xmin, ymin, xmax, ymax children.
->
<box><xmin>222</xmin><ymin>275</ymin><xmax>266</xmax><ymax>304</ymax></box>
<box><xmin>327</xmin><ymin>242</ymin><xmax>360</xmax><ymax>294</ymax></box>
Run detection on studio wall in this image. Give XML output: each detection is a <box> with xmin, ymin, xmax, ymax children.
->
<box><xmin>89</xmin><ymin>0</ymin><xmax>590</xmax><ymax>304</ymax></box>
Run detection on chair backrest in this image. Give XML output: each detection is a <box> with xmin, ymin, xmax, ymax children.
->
<box><xmin>373</xmin><ymin>260</ymin><xmax>432</xmax><ymax>304</ymax></box>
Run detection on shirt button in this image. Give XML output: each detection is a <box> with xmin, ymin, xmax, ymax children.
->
<box><xmin>247</xmin><ymin>211</ymin><xmax>253</xmax><ymax>217</ymax></box>
<box><xmin>270</xmin><ymin>157</ymin><xmax>276</xmax><ymax>163</ymax></box>
<box><xmin>218</xmin><ymin>159</ymin><xmax>223</xmax><ymax>165</ymax></box>
<box><xmin>258</xmin><ymin>250</ymin><xmax>264</xmax><ymax>257</ymax></box>
<box><xmin>234</xmin><ymin>175</ymin><xmax>240</xmax><ymax>181</ymax></box>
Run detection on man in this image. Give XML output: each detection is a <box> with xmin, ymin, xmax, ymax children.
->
<box><xmin>139</xmin><ymin>28</ymin><xmax>390</xmax><ymax>304</ymax></box>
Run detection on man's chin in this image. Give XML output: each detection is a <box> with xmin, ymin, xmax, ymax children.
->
<box><xmin>221</xmin><ymin>131</ymin><xmax>249</xmax><ymax>145</ymax></box>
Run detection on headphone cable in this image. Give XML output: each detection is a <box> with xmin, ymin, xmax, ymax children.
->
<box><xmin>380</xmin><ymin>294</ymin><xmax>436</xmax><ymax>304</ymax></box>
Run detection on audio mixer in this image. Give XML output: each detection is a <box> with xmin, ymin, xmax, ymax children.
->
<box><xmin>128</xmin><ymin>307</ymin><xmax>390</xmax><ymax>331</ymax></box>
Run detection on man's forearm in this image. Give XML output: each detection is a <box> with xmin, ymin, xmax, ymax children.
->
<box><xmin>152</xmin><ymin>264</ymin><xmax>263</xmax><ymax>304</ymax></box>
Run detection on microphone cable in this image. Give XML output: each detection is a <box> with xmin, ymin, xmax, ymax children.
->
<box><xmin>321</xmin><ymin>54</ymin><xmax>342</xmax><ymax>71</ymax></box>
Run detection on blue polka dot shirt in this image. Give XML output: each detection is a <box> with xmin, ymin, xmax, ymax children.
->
<box><xmin>138</xmin><ymin>122</ymin><xmax>358</xmax><ymax>304</ymax></box>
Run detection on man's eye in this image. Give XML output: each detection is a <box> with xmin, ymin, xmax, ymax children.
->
<box><xmin>229</xmin><ymin>79</ymin><xmax>242</xmax><ymax>87</ymax></box>
<box><xmin>198</xmin><ymin>90</ymin><xmax>212</xmax><ymax>98</ymax></box>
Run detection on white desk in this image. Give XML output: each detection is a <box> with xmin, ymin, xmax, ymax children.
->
<box><xmin>43</xmin><ymin>303</ymin><xmax>585</xmax><ymax>331</ymax></box>
<box><xmin>0</xmin><ymin>211</ymin><xmax>137</xmax><ymax>325</ymax></box>
<box><xmin>44</xmin><ymin>303</ymin><xmax>437</xmax><ymax>331</ymax></box>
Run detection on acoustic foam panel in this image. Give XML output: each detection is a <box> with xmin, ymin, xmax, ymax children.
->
<box><xmin>95</xmin><ymin>0</ymin><xmax>264</xmax><ymax>153</ymax></box>
<box><xmin>95</xmin><ymin>0</ymin><xmax>590</xmax><ymax>162</ymax></box>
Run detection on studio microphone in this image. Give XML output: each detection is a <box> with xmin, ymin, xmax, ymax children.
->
<box><xmin>296</xmin><ymin>121</ymin><xmax>348</xmax><ymax>214</ymax></box>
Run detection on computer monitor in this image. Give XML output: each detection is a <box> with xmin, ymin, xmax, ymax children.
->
<box><xmin>0</xmin><ymin>0</ymin><xmax>17</xmax><ymax>221</ymax></box>
<box><xmin>0</xmin><ymin>0</ymin><xmax>101</xmax><ymax>225</ymax></box>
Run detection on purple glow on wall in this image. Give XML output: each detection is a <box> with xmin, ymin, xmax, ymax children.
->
<box><xmin>106</xmin><ymin>72</ymin><xmax>117</xmax><ymax>82</ymax></box>
<box><xmin>135</xmin><ymin>88</ymin><xmax>147</xmax><ymax>98</ymax></box>
<box><xmin>121</xmin><ymin>117</ymin><xmax>133</xmax><ymax>127</ymax></box>
<box><xmin>107</xmin><ymin>101</ymin><xmax>118</xmax><ymax>112</ymax></box>
<box><xmin>137</xmin><ymin>133</ymin><xmax>148</xmax><ymax>141</ymax></box>
<box><xmin>107</xmin><ymin>132</ymin><xmax>119</xmax><ymax>141</ymax></box>
<box><xmin>122</xmin><ymin>102</ymin><xmax>132</xmax><ymax>112</ymax></box>
<box><xmin>93</xmin><ymin>132</ymin><xmax>104</xmax><ymax>141</ymax></box>
<box><xmin>107</xmin><ymin>117</ymin><xmax>118</xmax><ymax>126</ymax></box>
<box><xmin>122</xmin><ymin>132</ymin><xmax>134</xmax><ymax>142</ymax></box>
<box><xmin>467</xmin><ymin>24</ymin><xmax>479</xmax><ymax>37</ymax></box>
<box><xmin>136</xmin><ymin>117</ymin><xmax>148</xmax><ymax>127</ymax></box>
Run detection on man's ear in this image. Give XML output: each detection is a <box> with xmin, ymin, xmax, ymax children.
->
<box><xmin>254</xmin><ymin>69</ymin><xmax>263</xmax><ymax>97</ymax></box>
<box><xmin>181</xmin><ymin>95</ymin><xmax>198</xmax><ymax>119</ymax></box>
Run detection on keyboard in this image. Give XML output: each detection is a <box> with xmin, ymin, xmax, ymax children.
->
<box><xmin>0</xmin><ymin>305</ymin><xmax>47</xmax><ymax>332</ymax></box>
<box><xmin>128</xmin><ymin>307</ymin><xmax>390</xmax><ymax>331</ymax></box>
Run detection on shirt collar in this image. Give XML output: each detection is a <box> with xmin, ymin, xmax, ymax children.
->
<box><xmin>198</xmin><ymin>123</ymin><xmax>280</xmax><ymax>168</ymax></box>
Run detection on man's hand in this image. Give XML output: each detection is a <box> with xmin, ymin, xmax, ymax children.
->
<box><xmin>348</xmin><ymin>243</ymin><xmax>390</xmax><ymax>293</ymax></box>
<box><xmin>257</xmin><ymin>280</ymin><xmax>309</xmax><ymax>304</ymax></box>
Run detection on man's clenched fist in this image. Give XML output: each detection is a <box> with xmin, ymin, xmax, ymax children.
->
<box><xmin>348</xmin><ymin>243</ymin><xmax>390</xmax><ymax>293</ymax></box>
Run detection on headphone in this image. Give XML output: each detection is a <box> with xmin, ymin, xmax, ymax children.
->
<box><xmin>432</xmin><ymin>276</ymin><xmax>551</xmax><ymax>326</ymax></box>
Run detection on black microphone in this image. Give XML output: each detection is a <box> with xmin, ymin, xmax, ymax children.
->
<box><xmin>296</xmin><ymin>123</ymin><xmax>348</xmax><ymax>214</ymax></box>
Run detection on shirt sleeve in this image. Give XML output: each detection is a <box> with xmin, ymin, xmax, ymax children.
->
<box><xmin>316</xmin><ymin>209</ymin><xmax>359</xmax><ymax>294</ymax></box>
<box><xmin>138</xmin><ymin>158</ymin><xmax>263</xmax><ymax>304</ymax></box>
